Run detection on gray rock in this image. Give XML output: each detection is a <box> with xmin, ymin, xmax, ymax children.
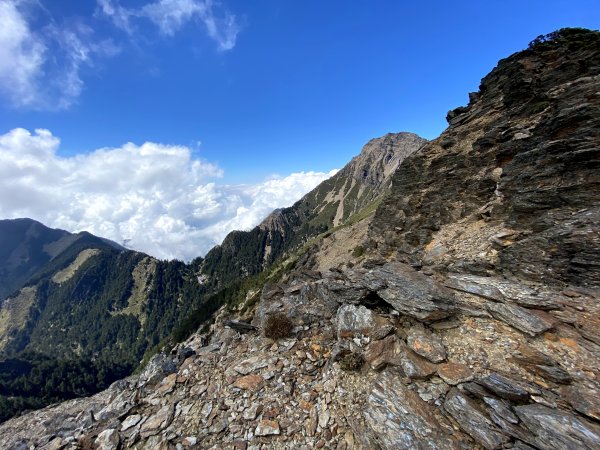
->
<box><xmin>444</xmin><ymin>389</ymin><xmax>509</xmax><ymax>449</ymax></box>
<box><xmin>487</xmin><ymin>302</ymin><xmax>554</xmax><ymax>336</ymax></box>
<box><xmin>317</xmin><ymin>279</ymin><xmax>368</xmax><ymax>305</ymax></box>
<box><xmin>445</xmin><ymin>274</ymin><xmax>504</xmax><ymax>301</ymax></box>
<box><xmin>138</xmin><ymin>353</ymin><xmax>177</xmax><ymax>387</ymax></box>
<box><xmin>371</xmin><ymin>324</ymin><xmax>395</xmax><ymax>340</ymax></box>
<box><xmin>562</xmin><ymin>385</ymin><xmax>600</xmax><ymax>421</ymax></box>
<box><xmin>445</xmin><ymin>274</ymin><xmax>563</xmax><ymax>310</ymax></box>
<box><xmin>477</xmin><ymin>373</ymin><xmax>530</xmax><ymax>402</ymax></box>
<box><xmin>230</xmin><ymin>355</ymin><xmax>270</xmax><ymax>375</ymax></box>
<box><xmin>95</xmin><ymin>428</ymin><xmax>120</xmax><ymax>450</ymax></box>
<box><xmin>515</xmin><ymin>404</ymin><xmax>600</xmax><ymax>450</ymax></box>
<box><xmin>363</xmin><ymin>262</ymin><xmax>456</xmax><ymax>321</ymax></box>
<box><xmin>97</xmin><ymin>389</ymin><xmax>136</xmax><ymax>421</ymax></box>
<box><xmin>335</xmin><ymin>304</ymin><xmax>377</xmax><ymax>338</ymax></box>
<box><xmin>483</xmin><ymin>397</ymin><xmax>519</xmax><ymax>424</ymax></box>
<box><xmin>121</xmin><ymin>414</ymin><xmax>142</xmax><ymax>431</ymax></box>
<box><xmin>364</xmin><ymin>370</ymin><xmax>457</xmax><ymax>449</ymax></box>
<box><xmin>224</xmin><ymin>320</ymin><xmax>258</xmax><ymax>333</ymax></box>
<box><xmin>255</xmin><ymin>419</ymin><xmax>280</xmax><ymax>436</ymax></box>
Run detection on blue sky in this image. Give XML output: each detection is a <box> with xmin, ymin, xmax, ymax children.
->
<box><xmin>0</xmin><ymin>0</ymin><xmax>598</xmax><ymax>259</ymax></box>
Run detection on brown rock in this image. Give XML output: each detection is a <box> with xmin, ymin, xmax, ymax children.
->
<box><xmin>157</xmin><ymin>373</ymin><xmax>177</xmax><ymax>395</ymax></box>
<box><xmin>307</xmin><ymin>406</ymin><xmax>318</xmax><ymax>436</ymax></box>
<box><xmin>562</xmin><ymin>385</ymin><xmax>600</xmax><ymax>421</ymax></box>
<box><xmin>140</xmin><ymin>405</ymin><xmax>174</xmax><ymax>437</ymax></box>
<box><xmin>444</xmin><ymin>389</ymin><xmax>509</xmax><ymax>449</ymax></box>
<box><xmin>94</xmin><ymin>429</ymin><xmax>120</xmax><ymax>450</ymax></box>
<box><xmin>364</xmin><ymin>369</ymin><xmax>456</xmax><ymax>448</ymax></box>
<box><xmin>399</xmin><ymin>345</ymin><xmax>437</xmax><ymax>380</ymax></box>
<box><xmin>437</xmin><ymin>362</ymin><xmax>473</xmax><ymax>385</ymax></box>
<box><xmin>233</xmin><ymin>374</ymin><xmax>264</xmax><ymax>390</ymax></box>
<box><xmin>232</xmin><ymin>440</ymin><xmax>248</xmax><ymax>450</ymax></box>
<box><xmin>406</xmin><ymin>326</ymin><xmax>447</xmax><ymax>363</ymax></box>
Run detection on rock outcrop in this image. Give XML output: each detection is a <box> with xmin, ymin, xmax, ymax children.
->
<box><xmin>1</xmin><ymin>28</ymin><xmax>599</xmax><ymax>450</ymax></box>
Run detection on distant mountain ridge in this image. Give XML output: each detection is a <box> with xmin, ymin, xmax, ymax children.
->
<box><xmin>200</xmin><ymin>132</ymin><xmax>426</xmax><ymax>287</ymax></box>
<box><xmin>0</xmin><ymin>218</ymin><xmax>124</xmax><ymax>301</ymax></box>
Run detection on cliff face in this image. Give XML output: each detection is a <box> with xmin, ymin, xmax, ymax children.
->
<box><xmin>1</xmin><ymin>29</ymin><xmax>599</xmax><ymax>450</ymax></box>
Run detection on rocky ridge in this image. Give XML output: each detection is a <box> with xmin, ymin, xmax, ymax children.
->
<box><xmin>1</xmin><ymin>28</ymin><xmax>599</xmax><ymax>450</ymax></box>
<box><xmin>200</xmin><ymin>132</ymin><xmax>425</xmax><ymax>286</ymax></box>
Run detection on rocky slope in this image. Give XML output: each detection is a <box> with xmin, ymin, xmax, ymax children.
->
<box><xmin>0</xmin><ymin>131</ymin><xmax>423</xmax><ymax>423</ymax></box>
<box><xmin>1</xmin><ymin>28</ymin><xmax>599</xmax><ymax>450</ymax></box>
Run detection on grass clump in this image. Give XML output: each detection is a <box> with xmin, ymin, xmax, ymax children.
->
<box><xmin>352</xmin><ymin>245</ymin><xmax>364</xmax><ymax>258</ymax></box>
<box><xmin>340</xmin><ymin>352</ymin><xmax>364</xmax><ymax>372</ymax></box>
<box><xmin>263</xmin><ymin>313</ymin><xmax>294</xmax><ymax>340</ymax></box>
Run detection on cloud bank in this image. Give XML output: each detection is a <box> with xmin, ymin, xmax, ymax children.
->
<box><xmin>0</xmin><ymin>128</ymin><xmax>336</xmax><ymax>261</ymax></box>
<box><xmin>0</xmin><ymin>0</ymin><xmax>239</xmax><ymax>109</ymax></box>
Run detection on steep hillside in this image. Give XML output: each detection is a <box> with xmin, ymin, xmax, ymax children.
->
<box><xmin>200</xmin><ymin>132</ymin><xmax>425</xmax><ymax>287</ymax></box>
<box><xmin>371</xmin><ymin>28</ymin><xmax>600</xmax><ymax>289</ymax></box>
<box><xmin>1</xmin><ymin>28</ymin><xmax>597</xmax><ymax>450</ymax></box>
<box><xmin>0</xmin><ymin>218</ymin><xmax>75</xmax><ymax>300</ymax></box>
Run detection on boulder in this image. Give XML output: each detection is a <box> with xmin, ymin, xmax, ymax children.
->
<box><xmin>95</xmin><ymin>429</ymin><xmax>119</xmax><ymax>450</ymax></box>
<box><xmin>364</xmin><ymin>370</ymin><xmax>457</xmax><ymax>449</ymax></box>
<box><xmin>444</xmin><ymin>389</ymin><xmax>509</xmax><ymax>449</ymax></box>
<box><xmin>363</xmin><ymin>262</ymin><xmax>455</xmax><ymax>321</ymax></box>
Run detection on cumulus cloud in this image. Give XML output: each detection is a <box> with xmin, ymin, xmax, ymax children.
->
<box><xmin>98</xmin><ymin>0</ymin><xmax>240</xmax><ymax>51</ymax></box>
<box><xmin>0</xmin><ymin>128</ymin><xmax>336</xmax><ymax>261</ymax></box>
<box><xmin>0</xmin><ymin>0</ymin><xmax>119</xmax><ymax>110</ymax></box>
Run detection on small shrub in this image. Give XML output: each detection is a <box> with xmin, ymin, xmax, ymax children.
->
<box><xmin>340</xmin><ymin>352</ymin><xmax>364</xmax><ymax>372</ymax></box>
<box><xmin>352</xmin><ymin>245</ymin><xmax>364</xmax><ymax>258</ymax></box>
<box><xmin>263</xmin><ymin>313</ymin><xmax>294</xmax><ymax>339</ymax></box>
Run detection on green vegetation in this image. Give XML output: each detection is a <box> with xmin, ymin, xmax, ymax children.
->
<box><xmin>0</xmin><ymin>352</ymin><xmax>131</xmax><ymax>423</ymax></box>
<box><xmin>0</xmin><ymin>155</ymin><xmax>390</xmax><ymax>423</ymax></box>
<box><xmin>352</xmin><ymin>245</ymin><xmax>365</xmax><ymax>258</ymax></box>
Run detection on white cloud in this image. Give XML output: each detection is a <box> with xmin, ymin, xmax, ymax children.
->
<box><xmin>99</xmin><ymin>0</ymin><xmax>240</xmax><ymax>51</ymax></box>
<box><xmin>0</xmin><ymin>0</ymin><xmax>46</xmax><ymax>107</ymax></box>
<box><xmin>0</xmin><ymin>0</ymin><xmax>119</xmax><ymax>110</ymax></box>
<box><xmin>97</xmin><ymin>0</ymin><xmax>133</xmax><ymax>34</ymax></box>
<box><xmin>0</xmin><ymin>128</ymin><xmax>335</xmax><ymax>261</ymax></box>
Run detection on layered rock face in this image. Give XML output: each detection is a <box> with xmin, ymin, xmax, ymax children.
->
<box><xmin>1</xmin><ymin>29</ymin><xmax>599</xmax><ymax>450</ymax></box>
<box><xmin>371</xmin><ymin>28</ymin><xmax>600</xmax><ymax>288</ymax></box>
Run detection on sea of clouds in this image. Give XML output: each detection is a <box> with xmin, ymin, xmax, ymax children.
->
<box><xmin>0</xmin><ymin>128</ymin><xmax>336</xmax><ymax>260</ymax></box>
